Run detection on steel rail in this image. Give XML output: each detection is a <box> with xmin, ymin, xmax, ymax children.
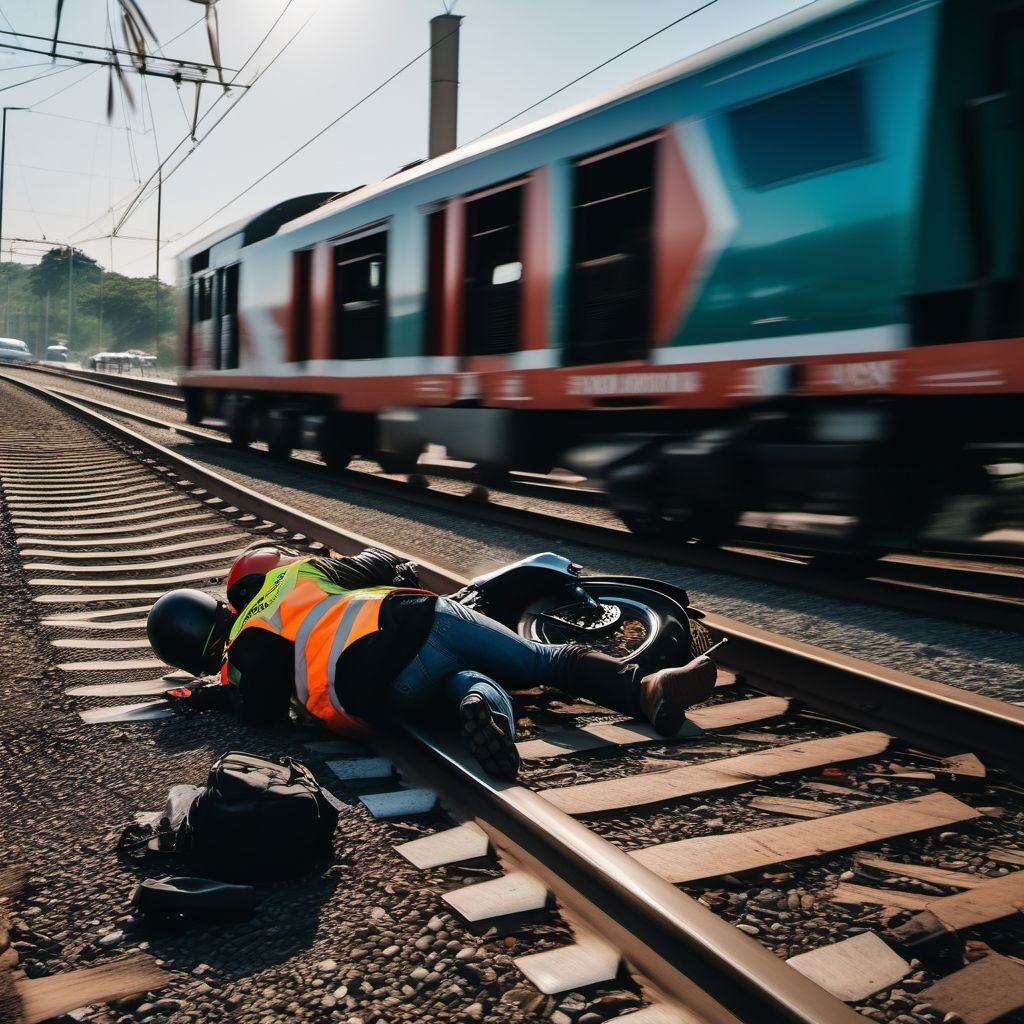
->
<box><xmin>392</xmin><ymin>726</ymin><xmax>861</xmax><ymax>1024</ymax></box>
<box><xmin>24</xmin><ymin>372</ymin><xmax>1024</xmax><ymax>634</ymax></box>
<box><xmin>20</xmin><ymin>362</ymin><xmax>180</xmax><ymax>402</ymax></box>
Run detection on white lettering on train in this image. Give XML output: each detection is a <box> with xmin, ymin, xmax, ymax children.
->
<box><xmin>819</xmin><ymin>360</ymin><xmax>895</xmax><ymax>391</ymax></box>
<box><xmin>567</xmin><ymin>372</ymin><xmax>701</xmax><ymax>396</ymax></box>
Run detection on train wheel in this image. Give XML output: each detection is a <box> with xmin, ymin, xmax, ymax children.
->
<box><xmin>473</xmin><ymin>465</ymin><xmax>509</xmax><ymax>487</ymax></box>
<box><xmin>182</xmin><ymin>388</ymin><xmax>204</xmax><ymax>425</ymax></box>
<box><xmin>265</xmin><ymin>410</ymin><xmax>297</xmax><ymax>460</ymax></box>
<box><xmin>620</xmin><ymin>502</ymin><xmax>737</xmax><ymax>546</ymax></box>
<box><xmin>225</xmin><ymin>397</ymin><xmax>252</xmax><ymax>449</ymax></box>
<box><xmin>317</xmin><ymin>417</ymin><xmax>354</xmax><ymax>472</ymax></box>
<box><xmin>321</xmin><ymin>445</ymin><xmax>354</xmax><ymax>472</ymax></box>
<box><xmin>376</xmin><ymin>452</ymin><xmax>420</xmax><ymax>475</ymax></box>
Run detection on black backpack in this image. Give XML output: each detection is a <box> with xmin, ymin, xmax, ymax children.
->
<box><xmin>175</xmin><ymin>751</ymin><xmax>340</xmax><ymax>883</ymax></box>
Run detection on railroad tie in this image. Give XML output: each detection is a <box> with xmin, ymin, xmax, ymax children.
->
<box><xmin>541</xmin><ymin>730</ymin><xmax>891</xmax><ymax>815</ymax></box>
<box><xmin>630</xmin><ymin>792</ymin><xmax>982</xmax><ymax>883</ymax></box>
<box><xmin>517</xmin><ymin>695</ymin><xmax>790</xmax><ymax>760</ymax></box>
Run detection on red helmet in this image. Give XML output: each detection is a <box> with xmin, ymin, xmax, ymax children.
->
<box><xmin>226</xmin><ymin>545</ymin><xmax>297</xmax><ymax>613</ymax></box>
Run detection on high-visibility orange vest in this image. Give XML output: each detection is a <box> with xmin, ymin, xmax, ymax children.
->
<box><xmin>225</xmin><ymin>560</ymin><xmax>427</xmax><ymax>736</ymax></box>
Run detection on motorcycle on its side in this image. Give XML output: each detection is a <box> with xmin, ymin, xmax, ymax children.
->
<box><xmin>453</xmin><ymin>551</ymin><xmax>713</xmax><ymax>673</ymax></box>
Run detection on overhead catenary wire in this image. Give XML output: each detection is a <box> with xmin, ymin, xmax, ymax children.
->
<box><xmin>174</xmin><ymin>2</ymin><xmax>735</xmax><ymax>252</ymax></box>
<box><xmin>0</xmin><ymin>60</ymin><xmax>81</xmax><ymax>96</ymax></box>
<box><xmin>175</xmin><ymin>16</ymin><xmax>466</xmax><ymax>248</ymax></box>
<box><xmin>103</xmin><ymin>0</ymin><xmax>305</xmax><ymax>239</ymax></box>
<box><xmin>64</xmin><ymin>0</ymin><xmax>302</xmax><ymax>248</ymax></box>
<box><xmin>470</xmin><ymin>0</ymin><xmax>722</xmax><ymax>142</ymax></box>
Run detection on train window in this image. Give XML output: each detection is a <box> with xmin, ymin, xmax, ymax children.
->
<box><xmin>196</xmin><ymin>276</ymin><xmax>213</xmax><ymax>322</ymax></box>
<box><xmin>463</xmin><ymin>184</ymin><xmax>523</xmax><ymax>355</ymax></box>
<box><xmin>728</xmin><ymin>68</ymin><xmax>872</xmax><ymax>188</ymax></box>
<box><xmin>291</xmin><ymin>249</ymin><xmax>312</xmax><ymax>363</ymax></box>
<box><xmin>424</xmin><ymin>209</ymin><xmax>447</xmax><ymax>357</ymax></box>
<box><xmin>566</xmin><ymin>138</ymin><xmax>655</xmax><ymax>365</ymax></box>
<box><xmin>333</xmin><ymin>229</ymin><xmax>387</xmax><ymax>360</ymax></box>
<box><xmin>219</xmin><ymin>264</ymin><xmax>240</xmax><ymax>370</ymax></box>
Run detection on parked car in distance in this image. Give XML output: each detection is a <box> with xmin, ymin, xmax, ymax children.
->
<box><xmin>88</xmin><ymin>351</ymin><xmax>140</xmax><ymax>370</ymax></box>
<box><xmin>0</xmin><ymin>337</ymin><xmax>34</xmax><ymax>363</ymax></box>
<box><xmin>45</xmin><ymin>344</ymin><xmax>69</xmax><ymax>362</ymax></box>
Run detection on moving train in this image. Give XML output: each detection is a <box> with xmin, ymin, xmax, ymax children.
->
<box><xmin>177</xmin><ymin>0</ymin><xmax>1023</xmax><ymax>546</ymax></box>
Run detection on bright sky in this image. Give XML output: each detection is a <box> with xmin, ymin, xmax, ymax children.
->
<box><xmin>0</xmin><ymin>0</ymin><xmax>806</xmax><ymax>282</ymax></box>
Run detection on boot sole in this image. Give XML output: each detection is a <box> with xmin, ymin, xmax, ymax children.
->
<box><xmin>459</xmin><ymin>694</ymin><xmax>520</xmax><ymax>780</ymax></box>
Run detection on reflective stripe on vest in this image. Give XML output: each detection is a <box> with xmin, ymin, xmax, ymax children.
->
<box><xmin>226</xmin><ymin>562</ymin><xmax>397</xmax><ymax>735</ymax></box>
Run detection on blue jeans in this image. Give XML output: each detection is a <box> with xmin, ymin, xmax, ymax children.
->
<box><xmin>386</xmin><ymin>597</ymin><xmax>641</xmax><ymax>735</ymax></box>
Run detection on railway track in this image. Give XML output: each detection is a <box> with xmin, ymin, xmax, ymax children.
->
<box><xmin>3</xmin><ymin>373</ymin><xmax>1024</xmax><ymax>1024</ymax></box>
<box><xmin>12</xmin><ymin>363</ymin><xmax>1024</xmax><ymax>633</ymax></box>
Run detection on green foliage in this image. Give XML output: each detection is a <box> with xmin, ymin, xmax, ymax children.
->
<box><xmin>31</xmin><ymin>246</ymin><xmax>102</xmax><ymax>299</ymax></box>
<box><xmin>0</xmin><ymin>252</ymin><xmax>174</xmax><ymax>356</ymax></box>
<box><xmin>79</xmin><ymin>272</ymin><xmax>174</xmax><ymax>348</ymax></box>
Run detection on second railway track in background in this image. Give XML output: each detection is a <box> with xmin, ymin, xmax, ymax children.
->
<box><xmin>4</xmin><ymin>373</ymin><xmax>1024</xmax><ymax>1024</ymax></box>
<box><xmin>14</xmin><ymin>362</ymin><xmax>1024</xmax><ymax>633</ymax></box>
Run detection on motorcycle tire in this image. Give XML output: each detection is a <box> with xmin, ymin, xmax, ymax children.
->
<box><xmin>516</xmin><ymin>580</ymin><xmax>694</xmax><ymax>675</ymax></box>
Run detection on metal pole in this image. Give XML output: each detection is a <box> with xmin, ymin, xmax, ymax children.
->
<box><xmin>0</xmin><ymin>110</ymin><xmax>7</xmax><ymax>267</ymax></box>
<box><xmin>67</xmin><ymin>246</ymin><xmax>73</xmax><ymax>341</ymax></box>
<box><xmin>154</xmin><ymin>166</ymin><xmax>162</xmax><ymax>354</ymax></box>
<box><xmin>428</xmin><ymin>15</ymin><xmax>461</xmax><ymax>158</ymax></box>
<box><xmin>0</xmin><ymin>107</ymin><xmax>24</xmax><ymax>266</ymax></box>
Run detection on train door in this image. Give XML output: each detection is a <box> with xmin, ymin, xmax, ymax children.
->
<box><xmin>564</xmin><ymin>137</ymin><xmax>656</xmax><ymax>365</ymax></box>
<box><xmin>216</xmin><ymin>263</ymin><xmax>240</xmax><ymax>369</ymax></box>
<box><xmin>290</xmin><ymin>249</ymin><xmax>312</xmax><ymax>364</ymax></box>
<box><xmin>963</xmin><ymin>6</ymin><xmax>1024</xmax><ymax>339</ymax></box>
<box><xmin>913</xmin><ymin>0</ymin><xmax>1024</xmax><ymax>344</ymax></box>
<box><xmin>193</xmin><ymin>272</ymin><xmax>214</xmax><ymax>368</ymax></box>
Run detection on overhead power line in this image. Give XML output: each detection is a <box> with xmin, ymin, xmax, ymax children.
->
<box><xmin>177</xmin><ymin>4</ymin><xmax>728</xmax><ymax>249</ymax></box>
<box><xmin>105</xmin><ymin>0</ymin><xmax>307</xmax><ymax>239</ymax></box>
<box><xmin>0</xmin><ymin>31</ymin><xmax>240</xmax><ymax>86</ymax></box>
<box><xmin>471</xmin><ymin>0</ymin><xmax>722</xmax><ymax>142</ymax></box>
<box><xmin>178</xmin><ymin>17</ymin><xmax>465</xmax><ymax>246</ymax></box>
<box><xmin>64</xmin><ymin>0</ymin><xmax>303</xmax><ymax>248</ymax></box>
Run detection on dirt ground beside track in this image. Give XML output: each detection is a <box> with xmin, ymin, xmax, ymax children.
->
<box><xmin>0</xmin><ymin>387</ymin><xmax>605</xmax><ymax>1024</ymax></box>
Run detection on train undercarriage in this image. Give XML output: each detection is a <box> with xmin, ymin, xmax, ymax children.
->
<box><xmin>182</xmin><ymin>386</ymin><xmax>1022</xmax><ymax>552</ymax></box>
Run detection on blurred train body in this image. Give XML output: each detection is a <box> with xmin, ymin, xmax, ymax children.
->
<box><xmin>178</xmin><ymin>0</ymin><xmax>1023</xmax><ymax>545</ymax></box>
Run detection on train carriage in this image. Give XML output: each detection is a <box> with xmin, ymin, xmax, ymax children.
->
<box><xmin>178</xmin><ymin>0</ymin><xmax>1023</xmax><ymax>545</ymax></box>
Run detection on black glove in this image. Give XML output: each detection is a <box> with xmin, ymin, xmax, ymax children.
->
<box><xmin>392</xmin><ymin>560</ymin><xmax>423</xmax><ymax>587</ymax></box>
<box><xmin>162</xmin><ymin>683</ymin><xmax>235</xmax><ymax>716</ymax></box>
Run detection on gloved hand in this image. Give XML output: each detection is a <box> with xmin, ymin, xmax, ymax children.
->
<box><xmin>392</xmin><ymin>560</ymin><xmax>423</xmax><ymax>587</ymax></box>
<box><xmin>162</xmin><ymin>683</ymin><xmax>235</xmax><ymax>716</ymax></box>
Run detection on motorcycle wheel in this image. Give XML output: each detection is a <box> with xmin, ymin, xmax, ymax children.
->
<box><xmin>517</xmin><ymin>581</ymin><xmax>694</xmax><ymax>673</ymax></box>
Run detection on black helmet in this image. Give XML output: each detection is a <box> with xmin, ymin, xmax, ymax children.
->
<box><xmin>147</xmin><ymin>589</ymin><xmax>235</xmax><ymax>676</ymax></box>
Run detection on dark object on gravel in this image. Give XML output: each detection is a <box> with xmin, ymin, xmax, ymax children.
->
<box><xmin>118</xmin><ymin>752</ymin><xmax>341</xmax><ymax>884</ymax></box>
<box><xmin>886</xmin><ymin>909</ymin><xmax>963</xmax><ymax>972</ymax></box>
<box><xmin>177</xmin><ymin>751</ymin><xmax>341</xmax><ymax>883</ymax></box>
<box><xmin>133</xmin><ymin>876</ymin><xmax>256</xmax><ymax>921</ymax></box>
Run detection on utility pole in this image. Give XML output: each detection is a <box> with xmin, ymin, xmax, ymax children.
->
<box><xmin>66</xmin><ymin>246</ymin><xmax>73</xmax><ymax>342</ymax></box>
<box><xmin>154</xmin><ymin>167</ymin><xmax>162</xmax><ymax>350</ymax></box>
<box><xmin>0</xmin><ymin>106</ymin><xmax>25</xmax><ymax>267</ymax></box>
<box><xmin>428</xmin><ymin>14</ymin><xmax>462</xmax><ymax>158</ymax></box>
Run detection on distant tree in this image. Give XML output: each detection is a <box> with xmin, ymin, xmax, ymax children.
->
<box><xmin>31</xmin><ymin>247</ymin><xmax>102</xmax><ymax>301</ymax></box>
<box><xmin>79</xmin><ymin>272</ymin><xmax>174</xmax><ymax>348</ymax></box>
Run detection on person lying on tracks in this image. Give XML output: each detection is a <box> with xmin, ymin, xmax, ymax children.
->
<box><xmin>146</xmin><ymin>544</ymin><xmax>717</xmax><ymax>780</ymax></box>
